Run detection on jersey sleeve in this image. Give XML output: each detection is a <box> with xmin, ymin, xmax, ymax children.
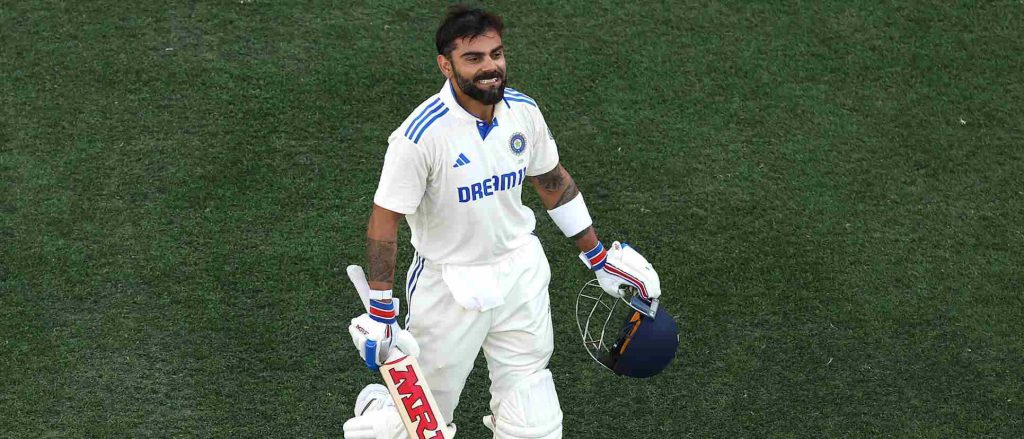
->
<box><xmin>526</xmin><ymin>107</ymin><xmax>560</xmax><ymax>176</ymax></box>
<box><xmin>373</xmin><ymin>135</ymin><xmax>430</xmax><ymax>215</ymax></box>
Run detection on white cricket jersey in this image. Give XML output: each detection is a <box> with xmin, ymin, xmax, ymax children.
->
<box><xmin>373</xmin><ymin>80</ymin><xmax>559</xmax><ymax>265</ymax></box>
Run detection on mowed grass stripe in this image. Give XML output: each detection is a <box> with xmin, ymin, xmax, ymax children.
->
<box><xmin>2</xmin><ymin>1</ymin><xmax>1022</xmax><ymax>437</ymax></box>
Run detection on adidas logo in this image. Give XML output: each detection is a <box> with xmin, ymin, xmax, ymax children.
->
<box><xmin>453</xmin><ymin>153</ymin><xmax>471</xmax><ymax>168</ymax></box>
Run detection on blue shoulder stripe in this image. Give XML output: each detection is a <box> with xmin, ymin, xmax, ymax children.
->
<box><xmin>404</xmin><ymin>98</ymin><xmax>442</xmax><ymax>138</ymax></box>
<box><xmin>505</xmin><ymin>88</ymin><xmax>535</xmax><ymax>100</ymax></box>
<box><xmin>504</xmin><ymin>97</ymin><xmax>538</xmax><ymax>107</ymax></box>
<box><xmin>413</xmin><ymin>107</ymin><xmax>449</xmax><ymax>143</ymax></box>
<box><xmin>504</xmin><ymin>88</ymin><xmax>537</xmax><ymax>106</ymax></box>
<box><xmin>407</xmin><ymin>102</ymin><xmax>447</xmax><ymax>141</ymax></box>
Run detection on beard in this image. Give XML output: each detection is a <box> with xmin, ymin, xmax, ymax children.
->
<box><xmin>452</xmin><ymin>64</ymin><xmax>506</xmax><ymax>105</ymax></box>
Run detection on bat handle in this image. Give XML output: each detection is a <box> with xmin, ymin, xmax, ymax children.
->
<box><xmin>347</xmin><ymin>265</ymin><xmax>372</xmax><ymax>312</ymax></box>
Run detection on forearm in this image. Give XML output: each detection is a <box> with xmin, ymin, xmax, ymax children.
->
<box><xmin>529</xmin><ymin>164</ymin><xmax>600</xmax><ymax>252</ymax></box>
<box><xmin>530</xmin><ymin>164</ymin><xmax>578</xmax><ymax>210</ymax></box>
<box><xmin>570</xmin><ymin>226</ymin><xmax>599</xmax><ymax>254</ymax></box>
<box><xmin>366</xmin><ymin>205</ymin><xmax>401</xmax><ymax>292</ymax></box>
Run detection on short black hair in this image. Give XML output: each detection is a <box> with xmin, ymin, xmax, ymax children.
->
<box><xmin>435</xmin><ymin>4</ymin><xmax>504</xmax><ymax>56</ymax></box>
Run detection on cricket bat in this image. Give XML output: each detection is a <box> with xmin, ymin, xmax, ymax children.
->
<box><xmin>347</xmin><ymin>265</ymin><xmax>455</xmax><ymax>439</ymax></box>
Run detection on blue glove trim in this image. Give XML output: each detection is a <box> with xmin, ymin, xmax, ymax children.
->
<box><xmin>584</xmin><ymin>241</ymin><xmax>608</xmax><ymax>271</ymax></box>
<box><xmin>364</xmin><ymin>340</ymin><xmax>379</xmax><ymax>371</ymax></box>
<box><xmin>584</xmin><ymin>242</ymin><xmax>605</xmax><ymax>259</ymax></box>
<box><xmin>368</xmin><ymin>299</ymin><xmax>395</xmax><ymax>311</ymax></box>
<box><xmin>368</xmin><ymin>299</ymin><xmax>398</xmax><ymax>324</ymax></box>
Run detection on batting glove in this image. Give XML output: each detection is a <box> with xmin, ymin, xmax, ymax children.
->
<box><xmin>580</xmin><ymin>241</ymin><xmax>661</xmax><ymax>300</ymax></box>
<box><xmin>348</xmin><ymin>299</ymin><xmax>401</xmax><ymax>370</ymax></box>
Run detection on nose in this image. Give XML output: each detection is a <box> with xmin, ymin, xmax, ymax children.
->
<box><xmin>480</xmin><ymin>56</ymin><xmax>498</xmax><ymax>73</ymax></box>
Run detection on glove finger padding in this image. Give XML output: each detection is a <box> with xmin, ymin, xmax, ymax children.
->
<box><xmin>391</xmin><ymin>328</ymin><xmax>421</xmax><ymax>358</ymax></box>
<box><xmin>602</xmin><ymin>241</ymin><xmax>661</xmax><ymax>300</ymax></box>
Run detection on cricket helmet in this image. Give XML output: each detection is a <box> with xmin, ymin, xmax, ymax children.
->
<box><xmin>575</xmin><ymin>279</ymin><xmax>679</xmax><ymax>378</ymax></box>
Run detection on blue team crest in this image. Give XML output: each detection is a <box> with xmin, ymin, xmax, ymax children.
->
<box><xmin>509</xmin><ymin>132</ymin><xmax>527</xmax><ymax>155</ymax></box>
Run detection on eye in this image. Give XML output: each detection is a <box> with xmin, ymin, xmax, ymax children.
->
<box><xmin>466</xmin><ymin>55</ymin><xmax>480</xmax><ymax>63</ymax></box>
<box><xmin>493</xmin><ymin>51</ymin><xmax>504</xmax><ymax>59</ymax></box>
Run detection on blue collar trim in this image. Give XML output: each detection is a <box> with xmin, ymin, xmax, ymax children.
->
<box><xmin>477</xmin><ymin>117</ymin><xmax>499</xmax><ymax>140</ymax></box>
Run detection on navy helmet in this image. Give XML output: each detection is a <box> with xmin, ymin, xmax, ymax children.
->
<box><xmin>576</xmin><ymin>280</ymin><xmax>679</xmax><ymax>378</ymax></box>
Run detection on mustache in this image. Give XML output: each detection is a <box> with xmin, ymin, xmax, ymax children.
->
<box><xmin>473</xmin><ymin>70</ymin><xmax>504</xmax><ymax>81</ymax></box>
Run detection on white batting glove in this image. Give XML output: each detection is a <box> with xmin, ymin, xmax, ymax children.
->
<box><xmin>580</xmin><ymin>241</ymin><xmax>661</xmax><ymax>300</ymax></box>
<box><xmin>348</xmin><ymin>299</ymin><xmax>401</xmax><ymax>370</ymax></box>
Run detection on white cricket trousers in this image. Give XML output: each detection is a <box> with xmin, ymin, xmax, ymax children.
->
<box><xmin>403</xmin><ymin>235</ymin><xmax>555</xmax><ymax>424</ymax></box>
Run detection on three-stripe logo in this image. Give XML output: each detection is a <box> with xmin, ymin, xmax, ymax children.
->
<box><xmin>404</xmin><ymin>98</ymin><xmax>449</xmax><ymax>144</ymax></box>
<box><xmin>453</xmin><ymin>153</ymin><xmax>471</xmax><ymax>168</ymax></box>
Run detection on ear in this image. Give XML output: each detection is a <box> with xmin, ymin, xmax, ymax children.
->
<box><xmin>437</xmin><ymin>54</ymin><xmax>453</xmax><ymax>79</ymax></box>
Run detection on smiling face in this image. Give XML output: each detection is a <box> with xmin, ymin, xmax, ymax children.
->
<box><xmin>438</xmin><ymin>30</ymin><xmax>506</xmax><ymax>105</ymax></box>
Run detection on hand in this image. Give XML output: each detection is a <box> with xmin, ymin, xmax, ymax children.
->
<box><xmin>348</xmin><ymin>299</ymin><xmax>401</xmax><ymax>370</ymax></box>
<box><xmin>345</xmin><ymin>265</ymin><xmax>420</xmax><ymax>369</ymax></box>
<box><xmin>580</xmin><ymin>241</ymin><xmax>661</xmax><ymax>300</ymax></box>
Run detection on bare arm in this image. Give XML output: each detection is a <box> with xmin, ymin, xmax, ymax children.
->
<box><xmin>528</xmin><ymin>163</ymin><xmax>600</xmax><ymax>252</ymax></box>
<box><xmin>366</xmin><ymin>204</ymin><xmax>403</xmax><ymax>293</ymax></box>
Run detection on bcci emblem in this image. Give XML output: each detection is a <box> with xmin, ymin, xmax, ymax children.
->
<box><xmin>509</xmin><ymin>132</ymin><xmax>527</xmax><ymax>156</ymax></box>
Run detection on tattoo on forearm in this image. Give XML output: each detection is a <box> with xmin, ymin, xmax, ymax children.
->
<box><xmin>530</xmin><ymin>165</ymin><xmax>580</xmax><ymax>209</ymax></box>
<box><xmin>553</xmin><ymin>180</ymin><xmax>579</xmax><ymax>207</ymax></box>
<box><xmin>570</xmin><ymin>225</ymin><xmax>593</xmax><ymax>242</ymax></box>
<box><xmin>531</xmin><ymin>165</ymin><xmax>565</xmax><ymax>192</ymax></box>
<box><xmin>366</xmin><ymin>238</ymin><xmax>397</xmax><ymax>284</ymax></box>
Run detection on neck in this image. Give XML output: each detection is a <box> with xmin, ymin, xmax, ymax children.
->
<box><xmin>451</xmin><ymin>82</ymin><xmax>495</xmax><ymax>123</ymax></box>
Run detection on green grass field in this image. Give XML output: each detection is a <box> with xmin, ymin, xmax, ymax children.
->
<box><xmin>3</xmin><ymin>1</ymin><xmax>1023</xmax><ymax>437</ymax></box>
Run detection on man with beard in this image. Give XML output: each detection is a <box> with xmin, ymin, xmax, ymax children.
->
<box><xmin>344</xmin><ymin>5</ymin><xmax>661</xmax><ymax>438</ymax></box>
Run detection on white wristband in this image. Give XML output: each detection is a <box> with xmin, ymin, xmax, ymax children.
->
<box><xmin>368</xmin><ymin>289</ymin><xmax>393</xmax><ymax>300</ymax></box>
<box><xmin>546</xmin><ymin>193</ymin><xmax>593</xmax><ymax>237</ymax></box>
